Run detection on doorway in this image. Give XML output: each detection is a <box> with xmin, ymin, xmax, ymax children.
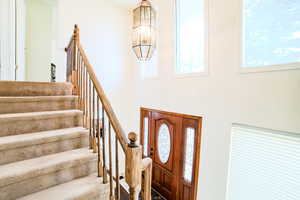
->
<box><xmin>0</xmin><ymin>0</ymin><xmax>57</xmax><ymax>81</ymax></box>
<box><xmin>140</xmin><ymin>108</ymin><xmax>202</xmax><ymax>200</ymax></box>
<box><xmin>0</xmin><ymin>0</ymin><xmax>26</xmax><ymax>81</ymax></box>
<box><xmin>25</xmin><ymin>0</ymin><xmax>58</xmax><ymax>82</ymax></box>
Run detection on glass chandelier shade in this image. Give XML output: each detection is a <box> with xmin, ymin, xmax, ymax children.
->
<box><xmin>132</xmin><ymin>0</ymin><xmax>156</xmax><ymax>61</ymax></box>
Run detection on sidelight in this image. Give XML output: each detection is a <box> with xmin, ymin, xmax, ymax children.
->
<box><xmin>143</xmin><ymin>117</ymin><xmax>149</xmax><ymax>156</ymax></box>
<box><xmin>183</xmin><ymin>127</ymin><xmax>195</xmax><ymax>182</ymax></box>
<box><xmin>157</xmin><ymin>123</ymin><xmax>171</xmax><ymax>163</ymax></box>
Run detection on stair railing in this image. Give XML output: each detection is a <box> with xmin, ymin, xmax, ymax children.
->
<box><xmin>65</xmin><ymin>25</ymin><xmax>152</xmax><ymax>200</ymax></box>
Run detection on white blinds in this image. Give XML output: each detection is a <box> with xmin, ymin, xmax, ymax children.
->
<box><xmin>227</xmin><ymin>124</ymin><xmax>300</xmax><ymax>200</ymax></box>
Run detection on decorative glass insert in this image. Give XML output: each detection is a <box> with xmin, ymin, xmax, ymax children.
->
<box><xmin>157</xmin><ymin>123</ymin><xmax>171</xmax><ymax>163</ymax></box>
<box><xmin>183</xmin><ymin>128</ymin><xmax>195</xmax><ymax>182</ymax></box>
<box><xmin>176</xmin><ymin>0</ymin><xmax>205</xmax><ymax>74</ymax></box>
<box><xmin>143</xmin><ymin>117</ymin><xmax>149</xmax><ymax>156</ymax></box>
<box><xmin>243</xmin><ymin>0</ymin><xmax>300</xmax><ymax>67</ymax></box>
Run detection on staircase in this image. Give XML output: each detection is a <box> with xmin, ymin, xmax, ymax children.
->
<box><xmin>0</xmin><ymin>81</ymin><xmax>109</xmax><ymax>200</ymax></box>
<box><xmin>0</xmin><ymin>25</ymin><xmax>152</xmax><ymax>200</ymax></box>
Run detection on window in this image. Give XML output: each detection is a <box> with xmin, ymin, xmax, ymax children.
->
<box><xmin>157</xmin><ymin>123</ymin><xmax>171</xmax><ymax>163</ymax></box>
<box><xmin>183</xmin><ymin>127</ymin><xmax>195</xmax><ymax>182</ymax></box>
<box><xmin>143</xmin><ymin>117</ymin><xmax>149</xmax><ymax>156</ymax></box>
<box><xmin>227</xmin><ymin>124</ymin><xmax>300</xmax><ymax>200</ymax></box>
<box><xmin>242</xmin><ymin>0</ymin><xmax>300</xmax><ymax>69</ymax></box>
<box><xmin>176</xmin><ymin>0</ymin><xmax>207</xmax><ymax>75</ymax></box>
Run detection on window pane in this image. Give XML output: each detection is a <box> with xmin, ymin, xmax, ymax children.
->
<box><xmin>176</xmin><ymin>0</ymin><xmax>205</xmax><ymax>74</ymax></box>
<box><xmin>243</xmin><ymin>0</ymin><xmax>300</xmax><ymax>67</ymax></box>
<box><xmin>228</xmin><ymin>124</ymin><xmax>300</xmax><ymax>200</ymax></box>
<box><xmin>157</xmin><ymin>123</ymin><xmax>171</xmax><ymax>163</ymax></box>
<box><xmin>143</xmin><ymin>117</ymin><xmax>149</xmax><ymax>156</ymax></box>
<box><xmin>183</xmin><ymin>128</ymin><xmax>195</xmax><ymax>182</ymax></box>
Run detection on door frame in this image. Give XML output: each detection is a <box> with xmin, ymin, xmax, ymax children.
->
<box><xmin>140</xmin><ymin>107</ymin><xmax>203</xmax><ymax>200</ymax></box>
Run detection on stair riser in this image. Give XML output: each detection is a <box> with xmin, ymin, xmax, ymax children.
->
<box><xmin>0</xmin><ymin>135</ymin><xmax>89</xmax><ymax>165</ymax></box>
<box><xmin>0</xmin><ymin>99</ymin><xmax>78</xmax><ymax>114</ymax></box>
<box><xmin>0</xmin><ymin>115</ymin><xmax>83</xmax><ymax>137</ymax></box>
<box><xmin>0</xmin><ymin>82</ymin><xmax>73</xmax><ymax>96</ymax></box>
<box><xmin>0</xmin><ymin>159</ymin><xmax>97</xmax><ymax>200</ymax></box>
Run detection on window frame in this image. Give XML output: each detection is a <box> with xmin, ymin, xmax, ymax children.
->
<box><xmin>174</xmin><ymin>0</ymin><xmax>209</xmax><ymax>78</ymax></box>
<box><xmin>238</xmin><ymin>0</ymin><xmax>300</xmax><ymax>73</ymax></box>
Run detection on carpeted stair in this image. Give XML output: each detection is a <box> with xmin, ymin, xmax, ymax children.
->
<box><xmin>0</xmin><ymin>81</ymin><xmax>109</xmax><ymax>200</ymax></box>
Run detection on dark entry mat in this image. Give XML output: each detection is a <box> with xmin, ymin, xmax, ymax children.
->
<box><xmin>141</xmin><ymin>189</ymin><xmax>167</xmax><ymax>200</ymax></box>
<box><xmin>151</xmin><ymin>189</ymin><xmax>167</xmax><ymax>200</ymax></box>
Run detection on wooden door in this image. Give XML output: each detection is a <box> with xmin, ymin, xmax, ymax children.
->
<box><xmin>151</xmin><ymin>112</ymin><xmax>182</xmax><ymax>199</ymax></box>
<box><xmin>140</xmin><ymin>108</ymin><xmax>202</xmax><ymax>200</ymax></box>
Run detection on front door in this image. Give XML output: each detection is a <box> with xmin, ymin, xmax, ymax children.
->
<box><xmin>140</xmin><ymin>108</ymin><xmax>202</xmax><ymax>200</ymax></box>
<box><xmin>152</xmin><ymin>112</ymin><xmax>181</xmax><ymax>199</ymax></box>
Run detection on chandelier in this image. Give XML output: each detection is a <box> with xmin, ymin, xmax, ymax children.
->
<box><xmin>132</xmin><ymin>0</ymin><xmax>157</xmax><ymax>61</ymax></box>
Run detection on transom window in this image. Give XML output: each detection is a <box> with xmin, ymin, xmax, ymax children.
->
<box><xmin>242</xmin><ymin>0</ymin><xmax>300</xmax><ymax>69</ymax></box>
<box><xmin>176</xmin><ymin>0</ymin><xmax>207</xmax><ymax>75</ymax></box>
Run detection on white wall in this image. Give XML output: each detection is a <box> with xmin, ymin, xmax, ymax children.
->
<box><xmin>127</xmin><ymin>0</ymin><xmax>300</xmax><ymax>200</ymax></box>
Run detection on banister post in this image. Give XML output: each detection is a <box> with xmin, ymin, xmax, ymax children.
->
<box><xmin>126</xmin><ymin>132</ymin><xmax>142</xmax><ymax>200</ymax></box>
<box><xmin>74</xmin><ymin>24</ymin><xmax>80</xmax><ymax>43</ymax></box>
<box><xmin>71</xmin><ymin>25</ymin><xmax>80</xmax><ymax>95</ymax></box>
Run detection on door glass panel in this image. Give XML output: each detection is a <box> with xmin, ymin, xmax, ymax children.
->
<box><xmin>157</xmin><ymin>123</ymin><xmax>171</xmax><ymax>163</ymax></box>
<box><xmin>183</xmin><ymin>128</ymin><xmax>195</xmax><ymax>182</ymax></box>
<box><xmin>143</xmin><ymin>117</ymin><xmax>149</xmax><ymax>156</ymax></box>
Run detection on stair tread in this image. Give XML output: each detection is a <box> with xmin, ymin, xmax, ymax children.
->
<box><xmin>0</xmin><ymin>148</ymin><xmax>96</xmax><ymax>188</ymax></box>
<box><xmin>0</xmin><ymin>127</ymin><xmax>88</xmax><ymax>151</ymax></box>
<box><xmin>17</xmin><ymin>174</ymin><xmax>109</xmax><ymax>200</ymax></box>
<box><xmin>0</xmin><ymin>81</ymin><xmax>72</xmax><ymax>85</ymax></box>
<box><xmin>0</xmin><ymin>81</ymin><xmax>73</xmax><ymax>97</ymax></box>
<box><xmin>0</xmin><ymin>110</ymin><xmax>82</xmax><ymax>120</ymax></box>
<box><xmin>0</xmin><ymin>96</ymin><xmax>78</xmax><ymax>103</ymax></box>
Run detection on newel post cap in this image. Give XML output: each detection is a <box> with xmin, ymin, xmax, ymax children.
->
<box><xmin>128</xmin><ymin>132</ymin><xmax>138</xmax><ymax>148</ymax></box>
<box><xmin>73</xmin><ymin>24</ymin><xmax>80</xmax><ymax>42</ymax></box>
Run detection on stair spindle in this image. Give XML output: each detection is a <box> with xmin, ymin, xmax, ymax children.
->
<box><xmin>102</xmin><ymin>107</ymin><xmax>108</xmax><ymax>183</ymax></box>
<box><xmin>79</xmin><ymin>56</ymin><xmax>83</xmax><ymax>109</ymax></box>
<box><xmin>108</xmin><ymin>122</ymin><xmax>114</xmax><ymax>199</ymax></box>
<box><xmin>89</xmin><ymin>79</ymin><xmax>92</xmax><ymax>149</ymax></box>
<box><xmin>97</xmin><ymin>97</ymin><xmax>103</xmax><ymax>177</ymax></box>
<box><xmin>115</xmin><ymin>135</ymin><xmax>120</xmax><ymax>200</ymax></box>
<box><xmin>92</xmin><ymin>86</ymin><xmax>97</xmax><ymax>153</ymax></box>
<box><xmin>85</xmin><ymin>68</ymin><xmax>88</xmax><ymax>128</ymax></box>
<box><xmin>80</xmin><ymin>58</ymin><xmax>83</xmax><ymax>111</ymax></box>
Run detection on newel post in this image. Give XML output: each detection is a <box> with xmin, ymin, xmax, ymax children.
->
<box><xmin>71</xmin><ymin>25</ymin><xmax>80</xmax><ymax>95</ymax></box>
<box><xmin>126</xmin><ymin>132</ymin><xmax>142</xmax><ymax>200</ymax></box>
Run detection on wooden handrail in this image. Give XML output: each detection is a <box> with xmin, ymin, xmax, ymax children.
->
<box><xmin>77</xmin><ymin>43</ymin><xmax>129</xmax><ymax>151</ymax></box>
<box><xmin>65</xmin><ymin>25</ymin><xmax>152</xmax><ymax>200</ymax></box>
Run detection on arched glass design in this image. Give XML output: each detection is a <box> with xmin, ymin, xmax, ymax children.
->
<box><xmin>183</xmin><ymin>128</ymin><xmax>195</xmax><ymax>182</ymax></box>
<box><xmin>143</xmin><ymin>117</ymin><xmax>149</xmax><ymax>156</ymax></box>
<box><xmin>157</xmin><ymin>123</ymin><xmax>171</xmax><ymax>163</ymax></box>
